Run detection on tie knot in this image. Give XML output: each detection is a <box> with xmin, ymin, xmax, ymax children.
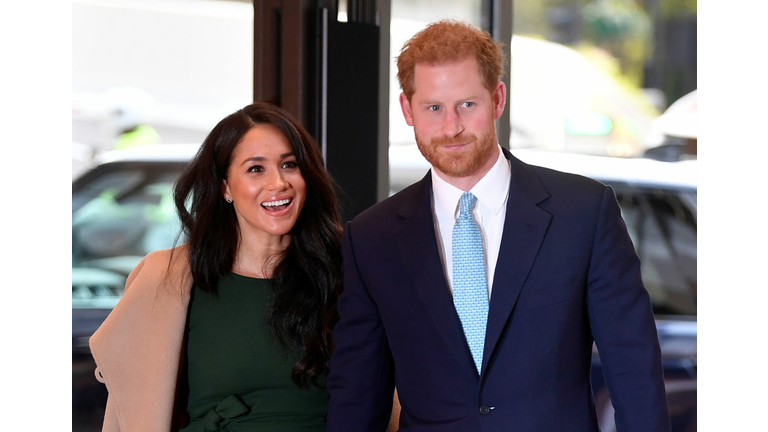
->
<box><xmin>458</xmin><ymin>192</ymin><xmax>477</xmax><ymax>217</ymax></box>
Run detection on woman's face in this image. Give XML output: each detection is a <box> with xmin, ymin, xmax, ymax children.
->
<box><xmin>222</xmin><ymin>124</ymin><xmax>307</xmax><ymax>243</ymax></box>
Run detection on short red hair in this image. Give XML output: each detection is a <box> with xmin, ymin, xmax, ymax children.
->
<box><xmin>396</xmin><ymin>20</ymin><xmax>505</xmax><ymax>100</ymax></box>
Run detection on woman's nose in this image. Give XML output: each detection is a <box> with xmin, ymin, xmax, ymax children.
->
<box><xmin>267</xmin><ymin>170</ymin><xmax>288</xmax><ymax>190</ymax></box>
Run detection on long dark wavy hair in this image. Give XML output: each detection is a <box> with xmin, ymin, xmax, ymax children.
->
<box><xmin>173</xmin><ymin>101</ymin><xmax>343</xmax><ymax>387</ymax></box>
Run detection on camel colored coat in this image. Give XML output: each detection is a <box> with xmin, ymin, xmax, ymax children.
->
<box><xmin>89</xmin><ymin>246</ymin><xmax>192</xmax><ymax>431</ymax></box>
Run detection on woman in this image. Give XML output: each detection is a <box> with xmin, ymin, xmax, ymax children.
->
<box><xmin>89</xmin><ymin>102</ymin><xmax>343</xmax><ymax>431</ymax></box>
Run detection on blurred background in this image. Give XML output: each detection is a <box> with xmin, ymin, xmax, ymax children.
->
<box><xmin>72</xmin><ymin>0</ymin><xmax>697</xmax><ymax>179</ymax></box>
<box><xmin>72</xmin><ymin>0</ymin><xmax>696</xmax><ymax>431</ymax></box>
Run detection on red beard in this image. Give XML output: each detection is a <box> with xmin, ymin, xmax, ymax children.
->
<box><xmin>416</xmin><ymin>128</ymin><xmax>497</xmax><ymax>178</ymax></box>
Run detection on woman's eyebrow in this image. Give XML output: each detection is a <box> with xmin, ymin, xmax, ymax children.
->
<box><xmin>240</xmin><ymin>152</ymin><xmax>295</xmax><ymax>165</ymax></box>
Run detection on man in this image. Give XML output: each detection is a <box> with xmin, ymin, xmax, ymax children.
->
<box><xmin>328</xmin><ymin>20</ymin><xmax>670</xmax><ymax>432</ymax></box>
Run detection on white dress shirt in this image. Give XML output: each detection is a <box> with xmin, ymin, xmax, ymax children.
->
<box><xmin>431</xmin><ymin>145</ymin><xmax>511</xmax><ymax>299</ymax></box>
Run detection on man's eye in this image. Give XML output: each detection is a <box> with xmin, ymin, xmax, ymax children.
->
<box><xmin>428</xmin><ymin>105</ymin><xmax>440</xmax><ymax>112</ymax></box>
<box><xmin>461</xmin><ymin>102</ymin><xmax>474</xmax><ymax>108</ymax></box>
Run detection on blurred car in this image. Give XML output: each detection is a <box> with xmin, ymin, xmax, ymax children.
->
<box><xmin>72</xmin><ymin>144</ymin><xmax>197</xmax><ymax>430</ymax></box>
<box><xmin>73</xmin><ymin>144</ymin><xmax>696</xmax><ymax>431</ymax></box>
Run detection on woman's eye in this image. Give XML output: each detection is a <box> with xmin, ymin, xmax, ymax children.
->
<box><xmin>282</xmin><ymin>161</ymin><xmax>298</xmax><ymax>169</ymax></box>
<box><xmin>248</xmin><ymin>165</ymin><xmax>264</xmax><ymax>173</ymax></box>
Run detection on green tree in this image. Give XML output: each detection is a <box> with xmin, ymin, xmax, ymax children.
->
<box><xmin>582</xmin><ymin>0</ymin><xmax>652</xmax><ymax>86</ymax></box>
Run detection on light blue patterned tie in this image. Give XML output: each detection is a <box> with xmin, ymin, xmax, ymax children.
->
<box><xmin>452</xmin><ymin>192</ymin><xmax>489</xmax><ymax>374</ymax></box>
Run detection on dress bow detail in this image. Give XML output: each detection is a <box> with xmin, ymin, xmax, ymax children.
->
<box><xmin>200</xmin><ymin>394</ymin><xmax>250</xmax><ymax>431</ymax></box>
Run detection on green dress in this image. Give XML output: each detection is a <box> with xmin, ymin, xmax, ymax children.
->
<box><xmin>179</xmin><ymin>273</ymin><xmax>328</xmax><ymax>432</ymax></box>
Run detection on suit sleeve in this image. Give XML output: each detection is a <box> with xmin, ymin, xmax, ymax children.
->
<box><xmin>327</xmin><ymin>222</ymin><xmax>395</xmax><ymax>432</ymax></box>
<box><xmin>586</xmin><ymin>186</ymin><xmax>671</xmax><ymax>431</ymax></box>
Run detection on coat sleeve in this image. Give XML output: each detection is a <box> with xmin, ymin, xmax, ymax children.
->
<box><xmin>387</xmin><ymin>390</ymin><xmax>401</xmax><ymax>432</ymax></box>
<box><xmin>92</xmin><ymin>255</ymin><xmax>149</xmax><ymax>432</ymax></box>
<box><xmin>327</xmin><ymin>222</ymin><xmax>395</xmax><ymax>431</ymax></box>
<box><xmin>586</xmin><ymin>186</ymin><xmax>671</xmax><ymax>431</ymax></box>
<box><xmin>91</xmin><ymin>255</ymin><xmax>148</xmax><ymax>377</ymax></box>
<box><xmin>101</xmin><ymin>392</ymin><xmax>122</xmax><ymax>432</ymax></box>
<box><xmin>88</xmin><ymin>246</ymin><xmax>190</xmax><ymax>432</ymax></box>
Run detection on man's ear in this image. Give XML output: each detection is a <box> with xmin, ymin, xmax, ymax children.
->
<box><xmin>399</xmin><ymin>92</ymin><xmax>414</xmax><ymax>126</ymax></box>
<box><xmin>492</xmin><ymin>81</ymin><xmax>507</xmax><ymax>120</ymax></box>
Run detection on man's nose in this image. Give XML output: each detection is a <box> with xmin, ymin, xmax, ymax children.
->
<box><xmin>441</xmin><ymin>108</ymin><xmax>463</xmax><ymax>137</ymax></box>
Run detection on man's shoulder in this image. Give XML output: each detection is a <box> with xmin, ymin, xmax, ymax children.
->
<box><xmin>510</xmin><ymin>153</ymin><xmax>607</xmax><ymax>195</ymax></box>
<box><xmin>354</xmin><ymin>178</ymin><xmax>427</xmax><ymax>222</ymax></box>
<box><xmin>345</xmin><ymin>177</ymin><xmax>429</xmax><ymax>243</ymax></box>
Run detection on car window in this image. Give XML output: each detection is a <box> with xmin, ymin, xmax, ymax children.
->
<box><xmin>72</xmin><ymin>163</ymin><xmax>186</xmax><ymax>309</ymax></box>
<box><xmin>611</xmin><ymin>184</ymin><xmax>697</xmax><ymax>316</ymax></box>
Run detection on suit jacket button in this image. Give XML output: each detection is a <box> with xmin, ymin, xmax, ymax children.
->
<box><xmin>479</xmin><ymin>404</ymin><xmax>491</xmax><ymax>415</ymax></box>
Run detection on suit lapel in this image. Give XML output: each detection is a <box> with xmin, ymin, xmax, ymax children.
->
<box><xmin>482</xmin><ymin>150</ymin><xmax>552</xmax><ymax>375</ymax></box>
<box><xmin>394</xmin><ymin>174</ymin><xmax>477</xmax><ymax>371</ymax></box>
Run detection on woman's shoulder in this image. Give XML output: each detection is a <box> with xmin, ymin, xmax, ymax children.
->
<box><xmin>141</xmin><ymin>244</ymin><xmax>188</xmax><ymax>268</ymax></box>
<box><xmin>126</xmin><ymin>244</ymin><xmax>191</xmax><ymax>292</ymax></box>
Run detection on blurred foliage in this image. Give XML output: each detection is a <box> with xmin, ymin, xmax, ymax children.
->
<box><xmin>513</xmin><ymin>0</ymin><xmax>556</xmax><ymax>36</ymax></box>
<box><xmin>513</xmin><ymin>0</ymin><xmax>696</xmax><ymax>115</ymax></box>
<box><xmin>574</xmin><ymin>44</ymin><xmax>660</xmax><ymax>117</ymax></box>
<box><xmin>660</xmin><ymin>0</ymin><xmax>697</xmax><ymax>17</ymax></box>
<box><xmin>514</xmin><ymin>0</ymin><xmax>663</xmax><ymax>88</ymax></box>
<box><xmin>582</xmin><ymin>0</ymin><xmax>652</xmax><ymax>87</ymax></box>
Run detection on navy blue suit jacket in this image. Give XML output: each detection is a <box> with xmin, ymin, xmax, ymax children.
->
<box><xmin>328</xmin><ymin>149</ymin><xmax>670</xmax><ymax>431</ymax></box>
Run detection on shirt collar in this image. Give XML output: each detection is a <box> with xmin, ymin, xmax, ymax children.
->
<box><xmin>431</xmin><ymin>145</ymin><xmax>511</xmax><ymax>218</ymax></box>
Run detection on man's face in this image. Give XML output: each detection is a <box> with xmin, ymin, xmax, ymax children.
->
<box><xmin>400</xmin><ymin>57</ymin><xmax>506</xmax><ymax>184</ymax></box>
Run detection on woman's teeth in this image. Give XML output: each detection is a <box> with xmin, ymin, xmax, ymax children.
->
<box><xmin>262</xmin><ymin>198</ymin><xmax>291</xmax><ymax>208</ymax></box>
